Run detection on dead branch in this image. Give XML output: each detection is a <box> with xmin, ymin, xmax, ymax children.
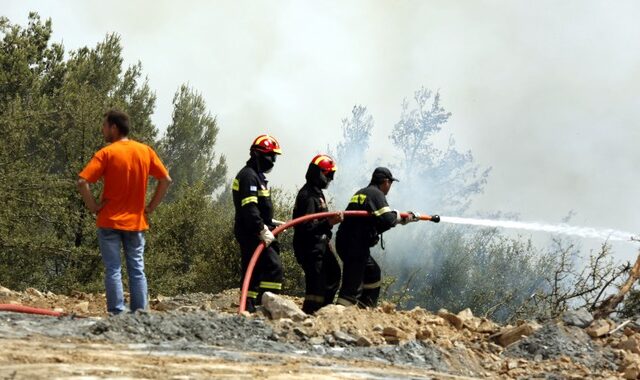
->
<box><xmin>594</xmin><ymin>252</ymin><xmax>640</xmax><ymax>319</ymax></box>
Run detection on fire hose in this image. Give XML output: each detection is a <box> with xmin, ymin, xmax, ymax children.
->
<box><xmin>0</xmin><ymin>304</ymin><xmax>68</xmax><ymax>317</ymax></box>
<box><xmin>238</xmin><ymin>210</ymin><xmax>440</xmax><ymax>313</ymax></box>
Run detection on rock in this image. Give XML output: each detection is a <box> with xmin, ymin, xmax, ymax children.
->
<box><xmin>356</xmin><ymin>335</ymin><xmax>373</xmax><ymax>347</ymax></box>
<box><xmin>562</xmin><ymin>308</ymin><xmax>594</xmax><ymax>328</ymax></box>
<box><xmin>382</xmin><ymin>326</ymin><xmax>408</xmax><ymax>344</ymax></box>
<box><xmin>384</xmin><ymin>335</ymin><xmax>401</xmax><ymax>345</ymax></box>
<box><xmin>0</xmin><ymin>286</ymin><xmax>15</xmax><ymax>297</ymax></box>
<box><xmin>424</xmin><ymin>316</ymin><xmax>447</xmax><ymax>326</ymax></box>
<box><xmin>153</xmin><ymin>300</ymin><xmax>176</xmax><ymax>312</ymax></box>
<box><xmin>437</xmin><ymin>309</ymin><xmax>463</xmax><ymax>330</ymax></box>
<box><xmin>619</xmin><ymin>335</ymin><xmax>640</xmax><ymax>354</ymax></box>
<box><xmin>261</xmin><ymin>292</ymin><xmax>306</xmax><ymax>321</ymax></box>
<box><xmin>293</xmin><ymin>327</ymin><xmax>308</xmax><ymax>338</ymax></box>
<box><xmin>503</xmin><ymin>360</ymin><xmax>518</xmax><ymax>370</ymax></box>
<box><xmin>277</xmin><ymin>318</ymin><xmax>294</xmax><ymax>329</ymax></box>
<box><xmin>308</xmin><ymin>337</ymin><xmax>324</xmax><ymax>345</ymax></box>
<box><xmin>457</xmin><ymin>308</ymin><xmax>474</xmax><ymax>321</ymax></box>
<box><xmin>315</xmin><ymin>304</ymin><xmax>345</xmax><ymax>317</ymax></box>
<box><xmin>333</xmin><ymin>330</ymin><xmax>357</xmax><ymax>344</ymax></box>
<box><xmin>71</xmin><ymin>290</ymin><xmax>88</xmax><ymax>300</ymax></box>
<box><xmin>493</xmin><ymin>322</ymin><xmax>540</xmax><ymax>347</ymax></box>
<box><xmin>372</xmin><ymin>324</ymin><xmax>383</xmax><ymax>333</ymax></box>
<box><xmin>381</xmin><ymin>302</ymin><xmax>396</xmax><ymax>314</ymax></box>
<box><xmin>416</xmin><ymin>326</ymin><xmax>434</xmax><ymax>340</ymax></box>
<box><xmin>621</xmin><ymin>351</ymin><xmax>640</xmax><ymax>369</ymax></box>
<box><xmin>382</xmin><ymin>326</ymin><xmax>399</xmax><ymax>337</ymax></box>
<box><xmin>74</xmin><ymin>301</ymin><xmax>89</xmax><ymax>314</ymax></box>
<box><xmin>324</xmin><ymin>334</ymin><xmax>336</xmax><ymax>346</ymax></box>
<box><xmin>624</xmin><ymin>363</ymin><xmax>640</xmax><ymax>380</ymax></box>
<box><xmin>476</xmin><ymin>318</ymin><xmax>500</xmax><ymax>333</ymax></box>
<box><xmin>176</xmin><ymin>306</ymin><xmax>199</xmax><ymax>313</ymax></box>
<box><xmin>586</xmin><ymin>319</ymin><xmax>612</xmax><ymax>338</ymax></box>
<box><xmin>25</xmin><ymin>288</ymin><xmax>43</xmax><ymax>298</ymax></box>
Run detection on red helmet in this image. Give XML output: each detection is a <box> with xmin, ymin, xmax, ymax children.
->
<box><xmin>311</xmin><ymin>154</ymin><xmax>337</xmax><ymax>175</ymax></box>
<box><xmin>251</xmin><ymin>134</ymin><xmax>282</xmax><ymax>155</ymax></box>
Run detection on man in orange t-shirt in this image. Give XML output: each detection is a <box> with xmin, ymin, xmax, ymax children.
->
<box><xmin>78</xmin><ymin>110</ymin><xmax>171</xmax><ymax>314</ymax></box>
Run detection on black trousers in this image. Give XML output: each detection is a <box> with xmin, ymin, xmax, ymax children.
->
<box><xmin>237</xmin><ymin>234</ymin><xmax>283</xmax><ymax>308</ymax></box>
<box><xmin>335</xmin><ymin>234</ymin><xmax>382</xmax><ymax>308</ymax></box>
<box><xmin>295</xmin><ymin>240</ymin><xmax>341</xmax><ymax>314</ymax></box>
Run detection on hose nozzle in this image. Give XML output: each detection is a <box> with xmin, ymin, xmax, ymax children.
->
<box><xmin>431</xmin><ymin>214</ymin><xmax>440</xmax><ymax>223</ymax></box>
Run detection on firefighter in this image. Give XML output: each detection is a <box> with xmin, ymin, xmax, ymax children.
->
<box><xmin>292</xmin><ymin>154</ymin><xmax>343</xmax><ymax>314</ymax></box>
<box><xmin>233</xmin><ymin>134</ymin><xmax>283</xmax><ymax>312</ymax></box>
<box><xmin>335</xmin><ymin>167</ymin><xmax>420</xmax><ymax>307</ymax></box>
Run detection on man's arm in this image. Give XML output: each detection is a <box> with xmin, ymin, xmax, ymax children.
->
<box><xmin>145</xmin><ymin>176</ymin><xmax>172</xmax><ymax>214</ymax></box>
<box><xmin>369</xmin><ymin>191</ymin><xmax>397</xmax><ymax>233</ymax></box>
<box><xmin>77</xmin><ymin>178</ymin><xmax>103</xmax><ymax>213</ymax></box>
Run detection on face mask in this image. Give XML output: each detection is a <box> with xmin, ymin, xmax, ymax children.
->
<box><xmin>257</xmin><ymin>153</ymin><xmax>275</xmax><ymax>173</ymax></box>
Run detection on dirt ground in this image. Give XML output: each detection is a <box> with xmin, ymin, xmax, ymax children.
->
<box><xmin>0</xmin><ymin>286</ymin><xmax>631</xmax><ymax>379</ymax></box>
<box><xmin>0</xmin><ymin>338</ymin><xmax>473</xmax><ymax>380</ymax></box>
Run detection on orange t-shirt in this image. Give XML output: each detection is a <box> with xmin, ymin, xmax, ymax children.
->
<box><xmin>79</xmin><ymin>140</ymin><xmax>169</xmax><ymax>231</ymax></box>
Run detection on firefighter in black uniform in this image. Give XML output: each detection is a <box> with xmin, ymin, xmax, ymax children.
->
<box><xmin>233</xmin><ymin>134</ymin><xmax>283</xmax><ymax>312</ymax></box>
<box><xmin>292</xmin><ymin>154</ymin><xmax>343</xmax><ymax>314</ymax></box>
<box><xmin>335</xmin><ymin>167</ymin><xmax>420</xmax><ymax>307</ymax></box>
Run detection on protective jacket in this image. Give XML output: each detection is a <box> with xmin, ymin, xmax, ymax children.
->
<box><xmin>336</xmin><ymin>184</ymin><xmax>397</xmax><ymax>247</ymax></box>
<box><xmin>233</xmin><ymin>159</ymin><xmax>274</xmax><ymax>237</ymax></box>
<box><xmin>292</xmin><ymin>183</ymin><xmax>332</xmax><ymax>253</ymax></box>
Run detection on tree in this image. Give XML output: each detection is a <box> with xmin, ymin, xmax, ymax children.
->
<box><xmin>0</xmin><ymin>14</ymin><xmax>158</xmax><ymax>292</ymax></box>
<box><xmin>327</xmin><ymin>105</ymin><xmax>374</xmax><ymax>206</ymax></box>
<box><xmin>379</xmin><ymin>87</ymin><xmax>495</xmax><ymax>315</ymax></box>
<box><xmin>159</xmin><ymin>84</ymin><xmax>227</xmax><ymax>201</ymax></box>
<box><xmin>390</xmin><ymin>87</ymin><xmax>490</xmax><ymax>213</ymax></box>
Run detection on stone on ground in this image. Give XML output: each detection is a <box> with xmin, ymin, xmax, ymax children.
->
<box><xmin>261</xmin><ymin>292</ymin><xmax>307</xmax><ymax>321</ymax></box>
<box><xmin>562</xmin><ymin>308</ymin><xmax>594</xmax><ymax>328</ymax></box>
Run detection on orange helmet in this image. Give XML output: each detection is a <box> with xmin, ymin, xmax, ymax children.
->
<box><xmin>311</xmin><ymin>154</ymin><xmax>337</xmax><ymax>175</ymax></box>
<box><xmin>251</xmin><ymin>134</ymin><xmax>282</xmax><ymax>155</ymax></box>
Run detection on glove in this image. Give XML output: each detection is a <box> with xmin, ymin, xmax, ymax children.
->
<box><xmin>399</xmin><ymin>211</ymin><xmax>420</xmax><ymax>225</ymax></box>
<box><xmin>258</xmin><ymin>225</ymin><xmax>275</xmax><ymax>246</ymax></box>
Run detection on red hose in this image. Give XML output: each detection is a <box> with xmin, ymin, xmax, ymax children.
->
<box><xmin>238</xmin><ymin>211</ymin><xmax>438</xmax><ymax>313</ymax></box>
<box><xmin>0</xmin><ymin>304</ymin><xmax>66</xmax><ymax>317</ymax></box>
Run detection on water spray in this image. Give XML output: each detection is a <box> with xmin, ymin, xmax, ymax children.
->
<box><xmin>438</xmin><ymin>216</ymin><xmax>638</xmax><ymax>243</ymax></box>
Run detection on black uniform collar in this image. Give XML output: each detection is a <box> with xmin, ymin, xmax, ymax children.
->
<box><xmin>303</xmin><ymin>182</ymin><xmax>324</xmax><ymax>196</ymax></box>
<box><xmin>246</xmin><ymin>158</ymin><xmax>268</xmax><ymax>182</ymax></box>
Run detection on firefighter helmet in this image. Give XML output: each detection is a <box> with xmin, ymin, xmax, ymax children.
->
<box><xmin>311</xmin><ymin>154</ymin><xmax>337</xmax><ymax>175</ymax></box>
<box><xmin>251</xmin><ymin>134</ymin><xmax>282</xmax><ymax>155</ymax></box>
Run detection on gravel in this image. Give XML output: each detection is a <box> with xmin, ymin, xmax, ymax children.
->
<box><xmin>505</xmin><ymin>322</ymin><xmax>618</xmax><ymax>371</ymax></box>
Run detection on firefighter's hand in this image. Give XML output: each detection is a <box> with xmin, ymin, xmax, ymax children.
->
<box><xmin>328</xmin><ymin>211</ymin><xmax>344</xmax><ymax>225</ymax></box>
<box><xmin>399</xmin><ymin>211</ymin><xmax>420</xmax><ymax>225</ymax></box>
<box><xmin>259</xmin><ymin>225</ymin><xmax>275</xmax><ymax>246</ymax></box>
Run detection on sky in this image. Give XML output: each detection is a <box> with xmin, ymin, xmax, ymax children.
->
<box><xmin>4</xmin><ymin>1</ymin><xmax>640</xmax><ymax>259</ymax></box>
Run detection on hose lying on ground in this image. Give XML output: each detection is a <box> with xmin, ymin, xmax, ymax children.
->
<box><xmin>238</xmin><ymin>210</ymin><xmax>439</xmax><ymax>314</ymax></box>
<box><xmin>0</xmin><ymin>303</ymin><xmax>67</xmax><ymax>317</ymax></box>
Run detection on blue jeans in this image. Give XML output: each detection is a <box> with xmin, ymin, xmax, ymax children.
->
<box><xmin>97</xmin><ymin>228</ymin><xmax>148</xmax><ymax>314</ymax></box>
